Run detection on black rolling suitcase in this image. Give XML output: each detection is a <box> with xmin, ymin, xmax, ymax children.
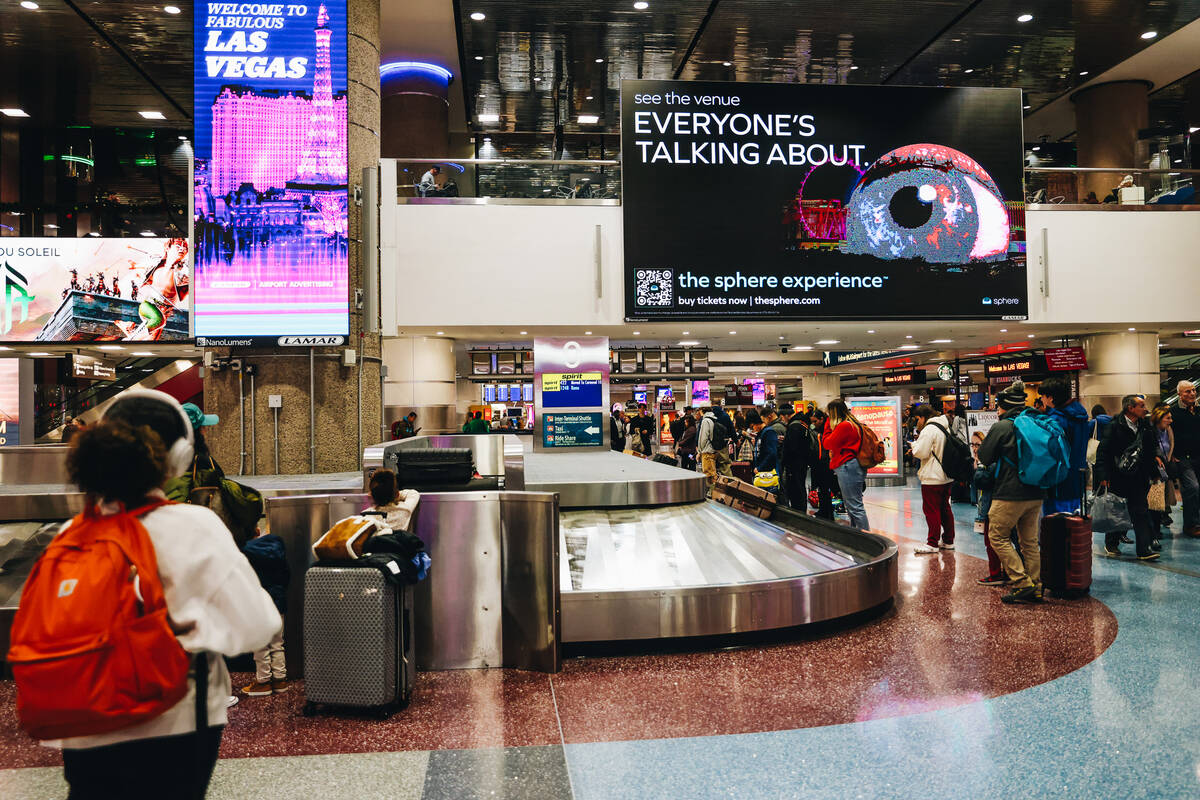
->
<box><xmin>302</xmin><ymin>559</ymin><xmax>415</xmax><ymax>717</ymax></box>
<box><xmin>392</xmin><ymin>448</ymin><xmax>475</xmax><ymax>485</ymax></box>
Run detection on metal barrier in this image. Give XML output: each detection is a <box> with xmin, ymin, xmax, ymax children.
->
<box><xmin>362</xmin><ymin>433</ymin><xmax>526</xmax><ymax>491</ymax></box>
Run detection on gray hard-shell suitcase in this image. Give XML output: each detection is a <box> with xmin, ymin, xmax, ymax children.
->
<box><xmin>302</xmin><ymin>564</ymin><xmax>415</xmax><ymax>717</ymax></box>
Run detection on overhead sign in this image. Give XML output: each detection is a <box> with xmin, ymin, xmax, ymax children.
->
<box><xmin>846</xmin><ymin>396</ymin><xmax>902</xmax><ymax>476</ymax></box>
<box><xmin>1044</xmin><ymin>346</ymin><xmax>1088</xmax><ymax>372</ymax></box>
<box><xmin>0</xmin><ymin>239</ymin><xmax>189</xmax><ymax>343</ymax></box>
<box><xmin>541</xmin><ymin>372</ymin><xmax>604</xmax><ymax>408</ymax></box>
<box><xmin>621</xmin><ymin>79</ymin><xmax>1027</xmax><ymax>322</ymax></box>
<box><xmin>542</xmin><ymin>412</ymin><xmax>604</xmax><ymax>448</ymax></box>
<box><xmin>882</xmin><ymin>369</ymin><xmax>926</xmax><ymax>386</ymax></box>
<box><xmin>985</xmin><ymin>354</ymin><xmax>1048</xmax><ymax>380</ymax></box>
<box><xmin>193</xmin><ymin>0</ymin><xmax>350</xmax><ymax>340</ymax></box>
<box><xmin>72</xmin><ymin>355</ymin><xmax>117</xmax><ymax>381</ymax></box>
<box><xmin>823</xmin><ymin>349</ymin><xmax>907</xmax><ymax>368</ymax></box>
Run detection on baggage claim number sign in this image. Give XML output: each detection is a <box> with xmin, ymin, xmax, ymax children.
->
<box><xmin>541</xmin><ymin>372</ymin><xmax>603</xmax><ymax>408</ymax></box>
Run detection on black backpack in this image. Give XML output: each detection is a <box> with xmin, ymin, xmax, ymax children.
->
<box><xmin>709</xmin><ymin>418</ymin><xmax>731</xmax><ymax>451</ymax></box>
<box><xmin>927</xmin><ymin>421</ymin><xmax>973</xmax><ymax>481</ymax></box>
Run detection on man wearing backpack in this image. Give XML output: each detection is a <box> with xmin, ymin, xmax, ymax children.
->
<box><xmin>783</xmin><ymin>410</ymin><xmax>817</xmax><ymax>511</ymax></box>
<box><xmin>697</xmin><ymin>405</ymin><xmax>731</xmax><ymax>489</ymax></box>
<box><xmin>911</xmin><ymin>404</ymin><xmax>959</xmax><ymax>553</ymax></box>
<box><xmin>1095</xmin><ymin>394</ymin><xmax>1160</xmax><ymax>561</ymax></box>
<box><xmin>1038</xmin><ymin>376</ymin><xmax>1090</xmax><ymax>515</ymax></box>
<box><xmin>976</xmin><ymin>381</ymin><xmax>1046</xmax><ymax>604</ymax></box>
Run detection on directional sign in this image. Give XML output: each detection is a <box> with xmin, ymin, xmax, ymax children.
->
<box><xmin>542</xmin><ymin>412</ymin><xmax>604</xmax><ymax>448</ymax></box>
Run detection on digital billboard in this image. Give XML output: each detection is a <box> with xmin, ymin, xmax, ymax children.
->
<box><xmin>847</xmin><ymin>396</ymin><xmax>902</xmax><ymax>476</ymax></box>
<box><xmin>193</xmin><ymin>1</ymin><xmax>349</xmax><ymax>339</ymax></box>
<box><xmin>621</xmin><ymin>80</ymin><xmax>1026</xmax><ymax>321</ymax></box>
<box><xmin>0</xmin><ymin>239</ymin><xmax>189</xmax><ymax>342</ymax></box>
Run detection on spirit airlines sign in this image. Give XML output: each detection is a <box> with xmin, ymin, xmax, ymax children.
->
<box><xmin>193</xmin><ymin>1</ymin><xmax>350</xmax><ymax>343</ymax></box>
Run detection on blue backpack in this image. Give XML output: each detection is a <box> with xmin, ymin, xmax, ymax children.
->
<box><xmin>1012</xmin><ymin>409</ymin><xmax>1071</xmax><ymax>489</ymax></box>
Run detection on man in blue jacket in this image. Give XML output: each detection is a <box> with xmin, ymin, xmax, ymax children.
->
<box><xmin>1038</xmin><ymin>376</ymin><xmax>1089</xmax><ymax>515</ymax></box>
<box><xmin>745</xmin><ymin>408</ymin><xmax>779</xmax><ymax>494</ymax></box>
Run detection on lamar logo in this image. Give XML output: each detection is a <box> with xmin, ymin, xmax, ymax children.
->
<box><xmin>277</xmin><ymin>336</ymin><xmax>345</xmax><ymax>347</ymax></box>
<box><xmin>57</xmin><ymin>579</ymin><xmax>79</xmax><ymax>598</ymax></box>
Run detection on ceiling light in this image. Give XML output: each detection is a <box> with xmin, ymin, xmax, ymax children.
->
<box><xmin>722</xmin><ymin>61</ymin><xmax>732</xmax><ymax>67</ymax></box>
<box><xmin>1079</xmin><ymin>70</ymin><xmax>1089</xmax><ymax>76</ymax></box>
<box><xmin>1190</xmin><ymin>127</ymin><xmax>1199</xmax><ymax>134</ymax></box>
<box><xmin>728</xmin><ymin>331</ymin><xmax>736</xmax><ymax>335</ymax></box>
<box><xmin>633</xmin><ymin>331</ymin><xmax>640</xmax><ymax>335</ymax></box>
<box><xmin>585</xmin><ymin>95</ymin><xmax>594</xmax><ymax>100</ymax></box>
<box><xmin>474</xmin><ymin>55</ymin><xmax>483</xmax><ymax>61</ymax></box>
<box><xmin>578</xmin><ymin>114</ymin><xmax>599</xmax><ymax>124</ymax></box>
<box><xmin>682</xmin><ymin>331</ymin><xmax>689</xmax><ymax>335</ymax></box>
<box><xmin>436</xmin><ymin>331</ymin><xmax>444</xmax><ymax>335</ymax></box>
<box><xmin>131</xmin><ymin>351</ymin><xmax>155</xmax><ymax>356</ymax></box>
<box><xmin>478</xmin><ymin>113</ymin><xmax>499</xmax><ymax>122</ymax></box>
<box><xmin>779</xmin><ymin>336</ymin><xmax>785</xmax><ymax>340</ymax></box>
<box><xmin>87</xmin><ymin>232</ymin><xmax>100</xmax><ymax>237</ymax></box>
<box><xmin>163</xmin><ymin>5</ymin><xmax>181</xmax><ymax>13</ymax></box>
<box><xmin>20</xmin><ymin>1</ymin><xmax>38</xmax><ymax>8</ymax></box>
<box><xmin>930</xmin><ymin>339</ymin><xmax>953</xmax><ymax>343</ymax></box>
<box><xmin>470</xmin><ymin>11</ymin><xmax>486</xmax><ymax>21</ymax></box>
<box><xmin>633</xmin><ymin>1</ymin><xmax>649</xmax><ymax>8</ymax></box>
<box><xmin>1141</xmin><ymin>31</ymin><xmax>1157</xmax><ymax>40</ymax></box>
<box><xmin>964</xmin><ymin>68</ymin><xmax>974</xmax><ymax>74</ymax></box>
<box><xmin>867</xmin><ymin>330</ymin><xmax>875</xmax><ymax>334</ymax></box>
<box><xmin>1017</xmin><ymin>13</ymin><xmax>1033</xmax><ymax>22</ymax></box>
<box><xmin>520</xmin><ymin>330</ymin><xmax>528</xmax><ymax>335</ymax></box>
<box><xmin>585</xmin><ymin>331</ymin><xmax>592</xmax><ymax>335</ymax></box>
<box><xmin>139</xmin><ymin>111</ymin><xmax>166</xmax><ymax>120</ymax></box>
<box><xmin>595</xmin><ymin>58</ymin><xmax>605</xmax><ymax>63</ymax></box>
<box><xmin>177</xmin><ymin>135</ymin><xmax>187</xmax><ymax>140</ymax></box>
<box><xmin>1128</xmin><ymin>327</ymin><xmax>1136</xmax><ymax>331</ymax></box>
<box><xmin>478</xmin><ymin>93</ymin><xmax>486</xmax><ymax>98</ymax></box>
<box><xmin>816</xmin><ymin>339</ymin><xmax>840</xmax><ymax>345</ymax></box>
<box><xmin>97</xmin><ymin>345</ymin><xmax>124</xmax><ymax>351</ymax></box>
<box><xmin>899</xmin><ymin>345</ymin><xmax>920</xmax><ymax>350</ymax></box>
<box><xmin>139</xmin><ymin>231</ymin><xmax>156</xmax><ymax>237</ymax></box>
<box><xmin>0</xmin><ymin>346</ymin><xmax>10</xmax><ymax>351</ymax></box>
<box><xmin>849</xmin><ymin>65</ymin><xmax>859</xmax><ymax>71</ymax></box>
<box><xmin>679</xmin><ymin>340</ymin><xmax>700</xmax><ymax>346</ymax></box>
<box><xmin>44</xmin><ymin>223</ymin><xmax>58</xmax><ymax>229</ymax></box>
<box><xmin>1023</xmin><ymin>105</ymin><xmax>1031</xmax><ymax>110</ymax></box>
<box><xmin>27</xmin><ymin>352</ymin><xmax>51</xmax><ymax>357</ymax></box>
<box><xmin>905</xmin><ymin>335</ymin><xmax>913</xmax><ymax>339</ymax></box>
<box><xmin>1027</xmin><ymin>334</ymin><xmax>1036</xmax><ymax>338</ymax></box>
<box><xmin>1031</xmin><ymin>145</ymin><xmax>1040</xmax><ymax>151</ymax></box>
<box><xmin>0</xmin><ymin>109</ymin><xmax>30</xmax><ymax>117</ymax></box>
<box><xmin>1000</xmin><ymin>328</ymin><xmax>1008</xmax><ymax>333</ymax></box>
<box><xmin>790</xmin><ymin>346</ymin><xmax>812</xmax><ymax>351</ymax></box>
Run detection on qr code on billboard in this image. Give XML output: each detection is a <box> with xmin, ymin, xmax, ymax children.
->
<box><xmin>635</xmin><ymin>269</ymin><xmax>673</xmax><ymax>307</ymax></box>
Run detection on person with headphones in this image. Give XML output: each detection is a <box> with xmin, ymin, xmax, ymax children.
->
<box><xmin>39</xmin><ymin>389</ymin><xmax>282</xmax><ymax>799</ymax></box>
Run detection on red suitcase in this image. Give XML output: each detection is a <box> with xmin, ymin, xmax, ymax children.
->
<box><xmin>1039</xmin><ymin>513</ymin><xmax>1092</xmax><ymax>598</ymax></box>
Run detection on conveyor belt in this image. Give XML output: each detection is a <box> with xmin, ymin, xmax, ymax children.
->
<box><xmin>560</xmin><ymin>501</ymin><xmax>866</xmax><ymax>593</ymax></box>
<box><xmin>525</xmin><ymin>451</ymin><xmax>707</xmax><ymax>507</ymax></box>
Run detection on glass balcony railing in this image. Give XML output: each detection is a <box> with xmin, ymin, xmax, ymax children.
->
<box><xmin>1024</xmin><ymin>167</ymin><xmax>1197</xmax><ymax>207</ymax></box>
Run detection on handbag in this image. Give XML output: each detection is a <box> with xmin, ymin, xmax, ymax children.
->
<box><xmin>753</xmin><ymin>469</ymin><xmax>780</xmax><ymax>489</ymax></box>
<box><xmin>1147</xmin><ymin>481</ymin><xmax>1167</xmax><ymax>512</ymax></box>
<box><xmin>1092</xmin><ymin>488</ymin><xmax>1132</xmax><ymax>533</ymax></box>
<box><xmin>1085</xmin><ymin>422</ymin><xmax>1100</xmax><ymax>466</ymax></box>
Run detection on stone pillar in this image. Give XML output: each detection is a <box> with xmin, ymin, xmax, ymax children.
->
<box><xmin>802</xmin><ymin>373</ymin><xmax>842</xmax><ymax>411</ymax></box>
<box><xmin>1079</xmin><ymin>332</ymin><xmax>1161</xmax><ymax>415</ymax></box>
<box><xmin>383</xmin><ymin>336</ymin><xmax>458</xmax><ymax>436</ymax></box>
<box><xmin>1071</xmin><ymin>81</ymin><xmax>1150</xmax><ymax>201</ymax></box>
<box><xmin>201</xmin><ymin>0</ymin><xmax>383</xmax><ymax>475</ymax></box>
<box><xmin>381</xmin><ymin>65</ymin><xmax>450</xmax><ymax>158</ymax></box>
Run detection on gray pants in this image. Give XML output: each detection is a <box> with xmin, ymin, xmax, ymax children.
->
<box><xmin>1179</xmin><ymin>457</ymin><xmax>1199</xmax><ymax>530</ymax></box>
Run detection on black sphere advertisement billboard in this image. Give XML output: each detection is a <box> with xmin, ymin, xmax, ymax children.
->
<box><xmin>621</xmin><ymin>80</ymin><xmax>1027</xmax><ymax>321</ymax></box>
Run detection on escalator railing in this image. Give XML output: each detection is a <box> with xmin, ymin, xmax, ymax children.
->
<box><xmin>34</xmin><ymin>357</ymin><xmax>182</xmax><ymax>438</ymax></box>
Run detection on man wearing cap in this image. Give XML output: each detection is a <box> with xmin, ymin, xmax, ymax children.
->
<box><xmin>976</xmin><ymin>381</ymin><xmax>1045</xmax><ymax>604</ymax></box>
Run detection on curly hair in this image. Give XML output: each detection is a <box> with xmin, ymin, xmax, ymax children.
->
<box><xmin>369</xmin><ymin>468</ymin><xmax>399</xmax><ymax>507</ymax></box>
<box><xmin>67</xmin><ymin>420</ymin><xmax>168</xmax><ymax>507</ymax></box>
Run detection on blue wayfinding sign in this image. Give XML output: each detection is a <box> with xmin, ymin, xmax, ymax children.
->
<box><xmin>542</xmin><ymin>412</ymin><xmax>604</xmax><ymax>448</ymax></box>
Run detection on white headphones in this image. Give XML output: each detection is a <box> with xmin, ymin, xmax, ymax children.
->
<box><xmin>103</xmin><ymin>388</ymin><xmax>196</xmax><ymax>478</ymax></box>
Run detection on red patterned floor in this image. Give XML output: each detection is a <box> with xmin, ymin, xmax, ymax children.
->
<box><xmin>0</xmin><ymin>542</ymin><xmax>1117</xmax><ymax>769</ymax></box>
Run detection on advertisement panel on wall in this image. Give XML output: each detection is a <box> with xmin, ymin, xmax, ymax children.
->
<box><xmin>621</xmin><ymin>80</ymin><xmax>1026</xmax><ymax>321</ymax></box>
<box><xmin>0</xmin><ymin>360</ymin><xmax>18</xmax><ymax>446</ymax></box>
<box><xmin>193</xmin><ymin>1</ymin><xmax>349</xmax><ymax>339</ymax></box>
<box><xmin>0</xmin><ymin>239</ymin><xmax>189</xmax><ymax>342</ymax></box>
<box><xmin>966</xmin><ymin>409</ymin><xmax>999</xmax><ymax>471</ymax></box>
<box><xmin>846</xmin><ymin>396</ymin><xmax>902</xmax><ymax>476</ymax></box>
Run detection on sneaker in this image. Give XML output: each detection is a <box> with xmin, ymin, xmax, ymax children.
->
<box><xmin>1138</xmin><ymin>552</ymin><xmax>1161</xmax><ymax>562</ymax></box>
<box><xmin>241</xmin><ymin>681</ymin><xmax>274</xmax><ymax>697</ymax></box>
<box><xmin>1001</xmin><ymin>585</ymin><xmax>1041</xmax><ymax>604</ymax></box>
<box><xmin>977</xmin><ymin>573</ymin><xmax>1010</xmax><ymax>586</ymax></box>
<box><xmin>1120</xmin><ymin>535</ymin><xmax>1133</xmax><ymax>545</ymax></box>
<box><xmin>914</xmin><ymin>545</ymin><xmax>940</xmax><ymax>554</ymax></box>
<box><xmin>1103</xmin><ymin>544</ymin><xmax>1121</xmax><ymax>557</ymax></box>
<box><xmin>272</xmin><ymin>679</ymin><xmax>292</xmax><ymax>694</ymax></box>
<box><xmin>938</xmin><ymin>542</ymin><xmax>956</xmax><ymax>551</ymax></box>
<box><xmin>1151</xmin><ymin>539</ymin><xmax>1163</xmax><ymax>552</ymax></box>
<box><xmin>227</xmin><ymin>695</ymin><xmax>239</xmax><ymax>708</ymax></box>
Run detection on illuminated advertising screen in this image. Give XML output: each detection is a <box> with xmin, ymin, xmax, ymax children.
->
<box><xmin>0</xmin><ymin>360</ymin><xmax>18</xmax><ymax>445</ymax></box>
<box><xmin>193</xmin><ymin>1</ymin><xmax>349</xmax><ymax>340</ymax></box>
<box><xmin>691</xmin><ymin>379</ymin><xmax>710</xmax><ymax>405</ymax></box>
<box><xmin>621</xmin><ymin>80</ymin><xmax>1026</xmax><ymax>321</ymax></box>
<box><xmin>847</xmin><ymin>396</ymin><xmax>902</xmax><ymax>476</ymax></box>
<box><xmin>0</xmin><ymin>239</ymin><xmax>189</xmax><ymax>342</ymax></box>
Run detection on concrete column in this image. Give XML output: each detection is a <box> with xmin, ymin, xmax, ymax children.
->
<box><xmin>383</xmin><ymin>336</ymin><xmax>458</xmax><ymax>435</ymax></box>
<box><xmin>1080</xmin><ymin>332</ymin><xmax>1161</xmax><ymax>415</ymax></box>
<box><xmin>1071</xmin><ymin>81</ymin><xmax>1150</xmax><ymax>201</ymax></box>
<box><xmin>202</xmin><ymin>0</ymin><xmax>383</xmax><ymax>475</ymax></box>
<box><xmin>802</xmin><ymin>373</ymin><xmax>842</xmax><ymax>411</ymax></box>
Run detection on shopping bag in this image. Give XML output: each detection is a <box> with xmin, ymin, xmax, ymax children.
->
<box><xmin>1147</xmin><ymin>481</ymin><xmax>1167</xmax><ymax>512</ymax></box>
<box><xmin>1092</xmin><ymin>489</ymin><xmax>1132</xmax><ymax>533</ymax></box>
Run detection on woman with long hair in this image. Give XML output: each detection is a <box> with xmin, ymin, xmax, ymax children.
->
<box><xmin>1150</xmin><ymin>402</ymin><xmax>1178</xmax><ymax>549</ymax></box>
<box><xmin>821</xmin><ymin>399</ymin><xmax>870</xmax><ymax>530</ymax></box>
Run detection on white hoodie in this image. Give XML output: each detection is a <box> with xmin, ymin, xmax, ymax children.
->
<box><xmin>47</xmin><ymin>495</ymin><xmax>282</xmax><ymax>750</ymax></box>
<box><xmin>912</xmin><ymin>415</ymin><xmax>954</xmax><ymax>486</ymax></box>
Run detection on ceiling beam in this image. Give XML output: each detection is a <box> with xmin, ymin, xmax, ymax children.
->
<box><xmin>672</xmin><ymin>0</ymin><xmax>722</xmax><ymax>80</ymax></box>
<box><xmin>882</xmin><ymin>0</ymin><xmax>986</xmax><ymax>85</ymax></box>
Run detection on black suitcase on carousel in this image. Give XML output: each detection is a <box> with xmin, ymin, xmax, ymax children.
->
<box><xmin>1039</xmin><ymin>513</ymin><xmax>1092</xmax><ymax>599</ymax></box>
<box><xmin>303</xmin><ymin>561</ymin><xmax>415</xmax><ymax>717</ymax></box>
<box><xmin>392</xmin><ymin>447</ymin><xmax>475</xmax><ymax>486</ymax></box>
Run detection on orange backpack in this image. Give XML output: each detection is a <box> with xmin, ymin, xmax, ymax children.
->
<box><xmin>7</xmin><ymin>500</ymin><xmax>191</xmax><ymax>740</ymax></box>
<box><xmin>853</xmin><ymin>419</ymin><xmax>886</xmax><ymax>469</ymax></box>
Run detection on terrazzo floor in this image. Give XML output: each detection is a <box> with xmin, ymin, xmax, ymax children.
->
<box><xmin>3</xmin><ymin>481</ymin><xmax>1199</xmax><ymax>799</ymax></box>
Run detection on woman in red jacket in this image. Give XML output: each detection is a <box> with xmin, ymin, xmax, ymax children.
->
<box><xmin>822</xmin><ymin>399</ymin><xmax>870</xmax><ymax>530</ymax></box>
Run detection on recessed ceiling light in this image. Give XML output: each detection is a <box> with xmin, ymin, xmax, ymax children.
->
<box><xmin>470</xmin><ymin>11</ymin><xmax>486</xmax><ymax>21</ymax></box>
<box><xmin>164</xmin><ymin>5</ymin><xmax>181</xmax><ymax>13</ymax></box>
<box><xmin>0</xmin><ymin>109</ymin><xmax>30</xmax><ymax>117</ymax></box>
<box><xmin>139</xmin><ymin>231</ymin><xmax>156</xmax><ymax>237</ymax></box>
<box><xmin>131</xmin><ymin>351</ymin><xmax>155</xmax><ymax>356</ymax></box>
<box><xmin>0</xmin><ymin>346</ymin><xmax>11</xmax><ymax>351</ymax></box>
<box><xmin>633</xmin><ymin>1</ymin><xmax>649</xmax><ymax>8</ymax></box>
<box><xmin>1141</xmin><ymin>30</ymin><xmax>1157</xmax><ymax>40</ymax></box>
<box><xmin>520</xmin><ymin>330</ymin><xmax>528</xmax><ymax>335</ymax></box>
<box><xmin>816</xmin><ymin>339</ymin><xmax>840</xmax><ymax>345</ymax></box>
<box><xmin>27</xmin><ymin>352</ymin><xmax>51</xmax><ymax>356</ymax></box>
<box><xmin>436</xmin><ymin>331</ymin><xmax>445</xmax><ymax>335</ymax></box>
<box><xmin>474</xmin><ymin>55</ymin><xmax>484</xmax><ymax>61</ymax></box>
<box><xmin>964</xmin><ymin>68</ymin><xmax>974</xmax><ymax>74</ymax></box>
<box><xmin>899</xmin><ymin>345</ymin><xmax>920</xmax><ymax>350</ymax></box>
<box><xmin>867</xmin><ymin>330</ymin><xmax>875</xmax><ymax>333</ymax></box>
<box><xmin>1032</xmin><ymin>145</ymin><xmax>1040</xmax><ymax>151</ymax></box>
<box><xmin>44</xmin><ymin>223</ymin><xmax>58</xmax><ymax>229</ymax></box>
<box><xmin>478</xmin><ymin>93</ymin><xmax>487</xmax><ymax>98</ymax></box>
<box><xmin>87</xmin><ymin>232</ymin><xmax>100</xmax><ymax>237</ymax></box>
<box><xmin>1000</xmin><ymin>328</ymin><xmax>1008</xmax><ymax>333</ymax></box>
<box><xmin>478</xmin><ymin>113</ymin><xmax>499</xmax><ymax>122</ymax></box>
<box><xmin>790</xmin><ymin>346</ymin><xmax>813</xmax><ymax>351</ymax></box>
<box><xmin>930</xmin><ymin>339</ymin><xmax>953</xmax><ymax>343</ymax></box>
<box><xmin>779</xmin><ymin>336</ymin><xmax>785</xmax><ymax>340</ymax></box>
<box><xmin>1017</xmin><ymin>13</ymin><xmax>1033</xmax><ymax>22</ymax></box>
<box><xmin>578</xmin><ymin>114</ymin><xmax>600</xmax><ymax>124</ymax></box>
<box><xmin>139</xmin><ymin>111</ymin><xmax>166</xmax><ymax>120</ymax></box>
<box><xmin>585</xmin><ymin>331</ymin><xmax>592</xmax><ymax>335</ymax></box>
<box><xmin>20</xmin><ymin>1</ymin><xmax>38</xmax><ymax>8</ymax></box>
<box><xmin>1079</xmin><ymin>70</ymin><xmax>1089</xmax><ymax>76</ymax></box>
<box><xmin>679</xmin><ymin>340</ymin><xmax>700</xmax><ymax>346</ymax></box>
<box><xmin>849</xmin><ymin>65</ymin><xmax>859</xmax><ymax>71</ymax></box>
<box><xmin>682</xmin><ymin>331</ymin><xmax>689</xmax><ymax>335</ymax></box>
<box><xmin>1128</xmin><ymin>327</ymin><xmax>1136</xmax><ymax>331</ymax></box>
<box><xmin>177</xmin><ymin>135</ymin><xmax>187</xmax><ymax>140</ymax></box>
<box><xmin>722</xmin><ymin>61</ymin><xmax>732</xmax><ymax>67</ymax></box>
<box><xmin>728</xmin><ymin>331</ymin><xmax>736</xmax><ymax>335</ymax></box>
<box><xmin>1027</xmin><ymin>334</ymin><xmax>1036</xmax><ymax>338</ymax></box>
<box><xmin>97</xmin><ymin>345</ymin><xmax>124</xmax><ymax>351</ymax></box>
<box><xmin>595</xmin><ymin>58</ymin><xmax>605</xmax><ymax>63</ymax></box>
<box><xmin>633</xmin><ymin>331</ymin><xmax>640</xmax><ymax>335</ymax></box>
<box><xmin>905</xmin><ymin>335</ymin><xmax>914</xmax><ymax>339</ymax></box>
<box><xmin>1023</xmin><ymin>104</ymin><xmax>1031</xmax><ymax>110</ymax></box>
<box><xmin>585</xmin><ymin>95</ymin><xmax>594</xmax><ymax>100</ymax></box>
